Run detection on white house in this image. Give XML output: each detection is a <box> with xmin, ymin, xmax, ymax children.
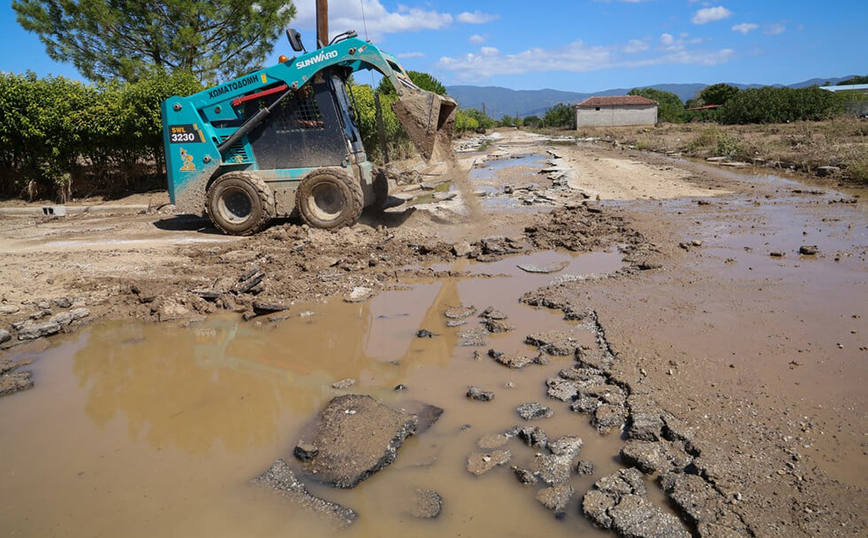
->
<box><xmin>574</xmin><ymin>95</ymin><xmax>658</xmax><ymax>127</ymax></box>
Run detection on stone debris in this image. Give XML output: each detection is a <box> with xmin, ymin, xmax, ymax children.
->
<box><xmin>517</xmin><ymin>402</ymin><xmax>553</xmax><ymax>420</ymax></box>
<box><xmin>517</xmin><ymin>261</ymin><xmax>569</xmax><ymax>274</ymax></box>
<box><xmin>0</xmin><ymin>329</ymin><xmax>10</xmax><ymax>344</ymax></box>
<box><xmin>626</xmin><ymin>395</ymin><xmax>665</xmax><ymax>441</ymax></box>
<box><xmin>253</xmin><ymin>459</ymin><xmax>358</xmax><ymax>529</ymax></box>
<box><xmin>576</xmin><ymin>460</ymin><xmax>595</xmax><ymax>476</ymax></box>
<box><xmin>444</xmin><ymin>305</ymin><xmax>476</xmax><ymax>319</ymax></box>
<box><xmin>488</xmin><ymin>348</ymin><xmax>537</xmax><ymax>369</ymax></box>
<box><xmin>512</xmin><ymin>425</ymin><xmax>548</xmax><ymax>449</ymax></box>
<box><xmin>512</xmin><ymin>466</ymin><xmax>538</xmax><ymax>485</ymax></box>
<box><xmin>525</xmin><ymin>331</ymin><xmax>578</xmax><ymax>356</ymax></box>
<box><xmin>0</xmin><ymin>305</ymin><xmax>21</xmax><ymax>315</ymax></box>
<box><xmin>293</xmin><ymin>441</ymin><xmax>318</xmax><ymax>462</ymax></box>
<box><xmin>16</xmin><ymin>320</ymin><xmax>61</xmax><ymax>340</ymax></box>
<box><xmin>660</xmin><ymin>472</ymin><xmax>751</xmax><ymax>537</ymax></box>
<box><xmin>479</xmin><ymin>307</ymin><xmax>508</xmax><ymax>320</ymax></box>
<box><xmin>537</xmin><ymin>484</ymin><xmax>574</xmax><ymax>515</ymax></box>
<box><xmin>52</xmin><ymin>297</ymin><xmax>72</xmax><ymax>309</ymax></box>
<box><xmin>533</xmin><ymin>436</ymin><xmax>583</xmax><ymax>486</ymax></box>
<box><xmin>295</xmin><ymin>394</ymin><xmax>421</xmax><ymax>488</ymax></box>
<box><xmin>345</xmin><ymin>286</ymin><xmax>374</xmax><ymax>303</ymax></box>
<box><xmin>582</xmin><ymin>468</ymin><xmax>689</xmax><ymax>538</ymax></box>
<box><xmin>416</xmin><ymin>329</ymin><xmax>439</xmax><ymax>338</ymax></box>
<box><xmin>482</xmin><ymin>318</ymin><xmax>515</xmax><ymax>333</ymax></box>
<box><xmin>0</xmin><ymin>359</ymin><xmax>34</xmax><ymax>397</ymax></box>
<box><xmin>478</xmin><ymin>433</ymin><xmax>509</xmax><ymax>449</ymax></box>
<box><xmin>467</xmin><ymin>386</ymin><xmax>495</xmax><ymax>401</ymax></box>
<box><xmin>620</xmin><ymin>441</ymin><xmax>693</xmax><ymax>475</ymax></box>
<box><xmin>331</xmin><ymin>378</ymin><xmax>356</xmax><ymax>389</ymax></box>
<box><xmin>799</xmin><ymin>245</ymin><xmax>818</xmax><ymax>256</ymax></box>
<box><xmin>409</xmin><ymin>489</ymin><xmax>443</xmax><ymax>519</ymax></box>
<box><xmin>467</xmin><ymin>450</ymin><xmax>512</xmax><ymax>476</ymax></box>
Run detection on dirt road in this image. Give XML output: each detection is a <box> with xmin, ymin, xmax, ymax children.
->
<box><xmin>0</xmin><ymin>130</ymin><xmax>865</xmax><ymax>537</ymax></box>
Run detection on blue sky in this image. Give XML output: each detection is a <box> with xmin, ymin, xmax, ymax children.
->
<box><xmin>1</xmin><ymin>0</ymin><xmax>865</xmax><ymax>92</ymax></box>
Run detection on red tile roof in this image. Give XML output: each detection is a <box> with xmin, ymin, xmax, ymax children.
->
<box><xmin>575</xmin><ymin>95</ymin><xmax>658</xmax><ymax>107</ymax></box>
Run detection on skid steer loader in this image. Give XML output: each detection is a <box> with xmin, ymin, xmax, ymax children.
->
<box><xmin>161</xmin><ymin>29</ymin><xmax>456</xmax><ymax>235</ymax></box>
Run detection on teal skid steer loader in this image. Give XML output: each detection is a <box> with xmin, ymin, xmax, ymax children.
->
<box><xmin>161</xmin><ymin>29</ymin><xmax>456</xmax><ymax>235</ymax></box>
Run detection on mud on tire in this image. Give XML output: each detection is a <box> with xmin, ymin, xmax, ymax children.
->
<box><xmin>297</xmin><ymin>167</ymin><xmax>363</xmax><ymax>229</ymax></box>
<box><xmin>207</xmin><ymin>171</ymin><xmax>275</xmax><ymax>236</ymax></box>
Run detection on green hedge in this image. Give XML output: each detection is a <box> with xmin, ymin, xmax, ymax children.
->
<box><xmin>0</xmin><ymin>71</ymin><xmax>201</xmax><ymax>200</ymax></box>
<box><xmin>721</xmin><ymin>86</ymin><xmax>845</xmax><ymax>124</ymax></box>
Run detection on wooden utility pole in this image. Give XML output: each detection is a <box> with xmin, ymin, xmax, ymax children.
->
<box><xmin>316</xmin><ymin>0</ymin><xmax>329</xmax><ymax>48</ymax></box>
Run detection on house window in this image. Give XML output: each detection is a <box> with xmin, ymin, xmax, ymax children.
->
<box><xmin>595</xmin><ymin>107</ymin><xmax>600</xmax><ymax>111</ymax></box>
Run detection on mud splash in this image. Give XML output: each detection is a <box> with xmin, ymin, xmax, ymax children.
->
<box><xmin>0</xmin><ymin>249</ymin><xmax>665</xmax><ymax>538</ymax></box>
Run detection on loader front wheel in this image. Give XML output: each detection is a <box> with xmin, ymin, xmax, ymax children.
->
<box><xmin>207</xmin><ymin>171</ymin><xmax>274</xmax><ymax>235</ymax></box>
<box><xmin>297</xmin><ymin>168</ymin><xmax>363</xmax><ymax>229</ymax></box>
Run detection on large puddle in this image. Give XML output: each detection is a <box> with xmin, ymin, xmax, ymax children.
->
<box><xmin>0</xmin><ymin>249</ymin><xmax>654</xmax><ymax>537</ymax></box>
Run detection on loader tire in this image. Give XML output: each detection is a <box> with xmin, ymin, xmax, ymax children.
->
<box><xmin>297</xmin><ymin>167</ymin><xmax>363</xmax><ymax>229</ymax></box>
<box><xmin>207</xmin><ymin>171</ymin><xmax>275</xmax><ymax>236</ymax></box>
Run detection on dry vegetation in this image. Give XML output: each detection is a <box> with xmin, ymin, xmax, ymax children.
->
<box><xmin>543</xmin><ymin>117</ymin><xmax>868</xmax><ymax>183</ymax></box>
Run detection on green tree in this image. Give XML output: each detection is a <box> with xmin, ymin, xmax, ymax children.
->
<box><xmin>522</xmin><ymin>115</ymin><xmax>541</xmax><ymax>128</ymax></box>
<box><xmin>629</xmin><ymin>88</ymin><xmax>684</xmax><ymax>123</ymax></box>
<box><xmin>13</xmin><ymin>0</ymin><xmax>296</xmax><ymax>83</ymax></box>
<box><xmin>721</xmin><ymin>86</ymin><xmax>844</xmax><ymax>124</ymax></box>
<box><xmin>837</xmin><ymin>75</ymin><xmax>868</xmax><ymax>86</ymax></box>
<box><xmin>543</xmin><ymin>103</ymin><xmax>574</xmax><ymax>128</ymax></box>
<box><xmin>698</xmin><ymin>83</ymin><xmax>740</xmax><ymax>106</ymax></box>
<box><xmin>461</xmin><ymin>108</ymin><xmax>496</xmax><ymax>130</ymax></box>
<box><xmin>499</xmin><ymin>114</ymin><xmax>516</xmax><ymax>127</ymax></box>
<box><xmin>377</xmin><ymin>71</ymin><xmax>447</xmax><ymax>96</ymax></box>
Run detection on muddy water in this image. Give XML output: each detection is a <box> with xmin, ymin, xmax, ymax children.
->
<box><xmin>0</xmin><ymin>249</ymin><xmax>665</xmax><ymax>538</ymax></box>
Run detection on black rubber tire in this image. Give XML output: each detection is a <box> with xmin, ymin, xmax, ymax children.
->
<box><xmin>206</xmin><ymin>171</ymin><xmax>275</xmax><ymax>236</ymax></box>
<box><xmin>297</xmin><ymin>167</ymin><xmax>363</xmax><ymax>229</ymax></box>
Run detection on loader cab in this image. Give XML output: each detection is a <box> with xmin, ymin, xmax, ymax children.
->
<box><xmin>236</xmin><ymin>67</ymin><xmax>365</xmax><ymax>171</ymax></box>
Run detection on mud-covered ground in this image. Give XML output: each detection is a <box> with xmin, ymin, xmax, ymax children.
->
<box><xmin>0</xmin><ymin>130</ymin><xmax>865</xmax><ymax>537</ymax></box>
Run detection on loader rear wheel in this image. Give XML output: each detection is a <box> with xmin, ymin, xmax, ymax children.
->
<box><xmin>297</xmin><ymin>168</ymin><xmax>363</xmax><ymax>229</ymax></box>
<box><xmin>207</xmin><ymin>171</ymin><xmax>274</xmax><ymax>236</ymax></box>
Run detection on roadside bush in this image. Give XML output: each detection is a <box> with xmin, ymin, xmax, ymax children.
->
<box><xmin>721</xmin><ymin>86</ymin><xmax>845</xmax><ymax>124</ymax></box>
<box><xmin>629</xmin><ymin>88</ymin><xmax>684</xmax><ymax>123</ymax></box>
<box><xmin>543</xmin><ymin>103</ymin><xmax>574</xmax><ymax>128</ymax></box>
<box><xmin>350</xmin><ymin>83</ymin><xmax>412</xmax><ymax>163</ymax></box>
<box><xmin>687</xmin><ymin>127</ymin><xmax>744</xmax><ymax>158</ymax></box>
<box><xmin>0</xmin><ymin>70</ymin><xmax>201</xmax><ymax>201</ymax></box>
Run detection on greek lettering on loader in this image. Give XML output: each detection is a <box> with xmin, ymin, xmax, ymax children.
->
<box><xmin>207</xmin><ymin>75</ymin><xmax>259</xmax><ymax>99</ymax></box>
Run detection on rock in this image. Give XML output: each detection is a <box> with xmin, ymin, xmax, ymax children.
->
<box><xmin>345</xmin><ymin>287</ymin><xmax>373</xmax><ymax>303</ymax></box>
<box><xmin>36</xmin><ymin>300</ymin><xmax>51</xmax><ymax>310</ymax></box>
<box><xmin>537</xmin><ymin>484</ymin><xmax>574</xmax><ymax>515</ymax></box>
<box><xmin>769</xmin><ymin>251</ymin><xmax>785</xmax><ymax>258</ymax></box>
<box><xmin>594</xmin><ymin>403</ymin><xmax>627</xmax><ymax>432</ymax></box>
<box><xmin>48</xmin><ymin>311</ymin><xmax>74</xmax><ymax>326</ymax></box>
<box><xmin>514</xmin><ymin>425</ymin><xmax>548</xmax><ymax>448</ymax></box>
<box><xmin>451</xmin><ymin>241</ymin><xmax>472</xmax><ymax>257</ymax></box>
<box><xmin>817</xmin><ymin>165</ymin><xmax>840</xmax><ymax>177</ymax></box>
<box><xmin>525</xmin><ymin>331</ymin><xmax>577</xmax><ymax>356</ymax></box>
<box><xmin>517</xmin><ymin>402</ymin><xmax>553</xmax><ymax>420</ymax></box>
<box><xmin>416</xmin><ymin>329</ymin><xmax>439</xmax><ymax>338</ymax></box>
<box><xmin>446</xmin><ymin>320</ymin><xmax>466</xmax><ymax>327</ymax></box>
<box><xmin>158</xmin><ymin>299</ymin><xmax>190</xmax><ymax>322</ymax></box>
<box><xmin>620</xmin><ymin>441</ymin><xmax>693</xmax><ymax>474</ymax></box>
<box><xmin>482</xmin><ymin>318</ymin><xmax>515</xmax><ymax>333</ymax></box>
<box><xmin>478</xmin><ymin>433</ymin><xmax>509</xmax><ymax>449</ymax></box>
<box><xmin>576</xmin><ymin>460</ymin><xmax>595</xmax><ymax>475</ymax></box>
<box><xmin>467</xmin><ymin>386</ymin><xmax>494</xmax><ymax>401</ymax></box>
<box><xmin>583</xmin><ymin>468</ymin><xmax>689</xmax><ymax>538</ymax></box>
<box><xmin>467</xmin><ymin>450</ymin><xmax>512</xmax><ymax>475</ymax></box>
<box><xmin>799</xmin><ymin>245</ymin><xmax>818</xmax><ymax>256</ymax></box>
<box><xmin>444</xmin><ymin>305</ymin><xmax>476</xmax><ymax>319</ymax></box>
<box><xmin>582</xmin><ymin>383</ymin><xmax>627</xmax><ymax>406</ymax></box>
<box><xmin>70</xmin><ymin>307</ymin><xmax>90</xmax><ymax>320</ymax></box>
<box><xmin>517</xmin><ymin>261</ymin><xmax>569</xmax><ymax>274</ymax></box>
<box><xmin>547</xmin><ymin>377</ymin><xmax>580</xmax><ymax>401</ymax></box>
<box><xmin>253</xmin><ymin>459</ymin><xmax>357</xmax><ymax>528</ymax></box>
<box><xmin>660</xmin><ymin>472</ymin><xmax>751</xmax><ymax>536</ymax></box>
<box><xmin>479</xmin><ymin>307</ymin><xmax>508</xmax><ymax>320</ymax></box>
<box><xmin>410</xmin><ymin>489</ymin><xmax>442</xmax><ymax>518</ymax></box>
<box><xmin>17</xmin><ymin>320</ymin><xmax>61</xmax><ymax>340</ymax></box>
<box><xmin>533</xmin><ymin>436</ymin><xmax>582</xmax><ymax>486</ymax></box>
<box><xmin>627</xmin><ymin>395</ymin><xmax>664</xmax><ymax>441</ymax></box>
<box><xmin>512</xmin><ymin>466</ymin><xmax>538</xmax><ymax>485</ymax></box>
<box><xmin>549</xmin><ymin>435</ymin><xmax>583</xmax><ymax>457</ymax></box>
<box><xmin>487</xmin><ymin>348</ymin><xmax>533</xmax><ymax>369</ymax></box>
<box><xmin>0</xmin><ymin>305</ymin><xmax>21</xmax><ymax>315</ymax></box>
<box><xmin>393</xmin><ymin>401</ymin><xmax>444</xmax><ymax>434</ymax></box>
<box><xmin>331</xmin><ymin>378</ymin><xmax>356</xmax><ymax>389</ymax></box>
<box><xmin>253</xmin><ymin>301</ymin><xmax>288</xmax><ymax>315</ymax></box>
<box><xmin>0</xmin><ymin>329</ymin><xmax>10</xmax><ymax>344</ymax></box>
<box><xmin>52</xmin><ymin>297</ymin><xmax>72</xmax><ymax>309</ymax></box>
<box><xmin>294</xmin><ymin>442</ymin><xmax>319</xmax><ymax>462</ymax></box>
<box><xmin>297</xmin><ymin>394</ymin><xmax>419</xmax><ymax>488</ymax></box>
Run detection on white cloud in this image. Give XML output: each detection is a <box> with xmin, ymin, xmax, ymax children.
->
<box><xmin>731</xmin><ymin>23</ymin><xmax>758</xmax><ymax>34</ymax></box>
<box><xmin>624</xmin><ymin>39</ymin><xmax>650</xmax><ymax>53</ymax></box>
<box><xmin>764</xmin><ymin>23</ymin><xmax>785</xmax><ymax>35</ymax></box>
<box><xmin>692</xmin><ymin>6</ymin><xmax>733</xmax><ymax>25</ymax></box>
<box><xmin>457</xmin><ymin>10</ymin><xmax>499</xmax><ymax>24</ymax></box>
<box><xmin>437</xmin><ymin>39</ymin><xmax>735</xmax><ymax>80</ymax></box>
<box><xmin>293</xmin><ymin>0</ymin><xmax>453</xmax><ymax>40</ymax></box>
<box><xmin>468</xmin><ymin>34</ymin><xmax>486</xmax><ymax>44</ymax></box>
<box><xmin>397</xmin><ymin>52</ymin><xmax>425</xmax><ymax>59</ymax></box>
<box><xmin>660</xmin><ymin>33</ymin><xmax>675</xmax><ymax>46</ymax></box>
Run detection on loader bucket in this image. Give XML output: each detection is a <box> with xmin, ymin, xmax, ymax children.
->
<box><xmin>392</xmin><ymin>90</ymin><xmax>458</xmax><ymax>162</ymax></box>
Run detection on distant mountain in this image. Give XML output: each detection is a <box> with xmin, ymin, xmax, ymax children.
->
<box><xmin>446</xmin><ymin>76</ymin><xmax>857</xmax><ymax>119</ymax></box>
